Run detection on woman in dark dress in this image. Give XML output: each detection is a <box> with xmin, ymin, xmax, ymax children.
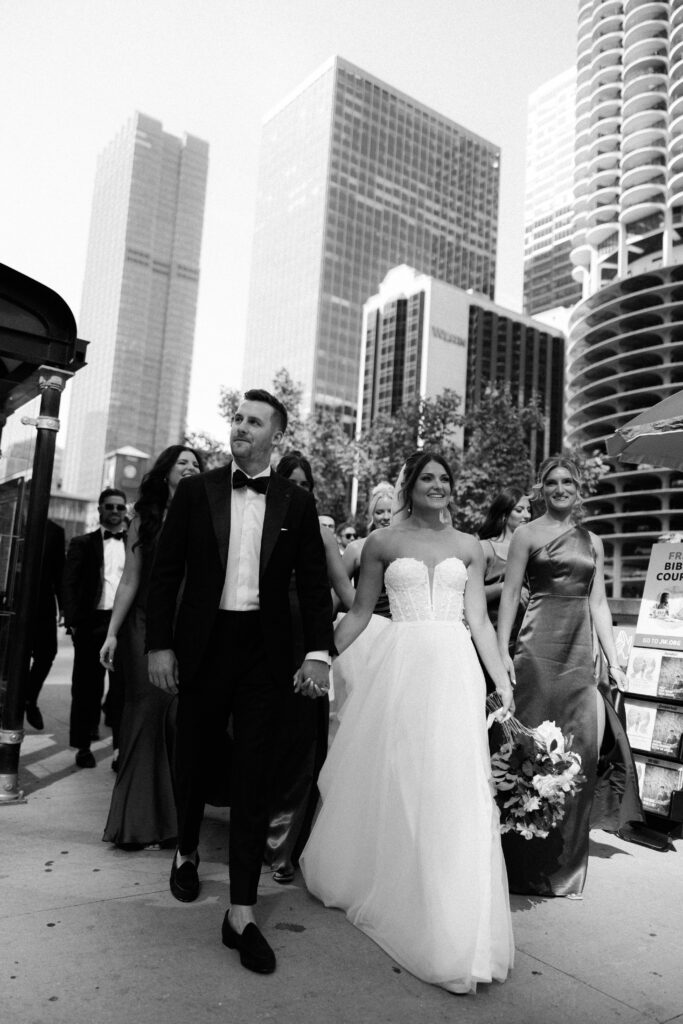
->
<box><xmin>478</xmin><ymin>488</ymin><xmax>531</xmax><ymax>636</ymax></box>
<box><xmin>100</xmin><ymin>445</ymin><xmax>204</xmax><ymax>848</ymax></box>
<box><xmin>264</xmin><ymin>451</ymin><xmax>354</xmax><ymax>883</ymax></box>
<box><xmin>497</xmin><ymin>456</ymin><xmax>643</xmax><ymax>897</ymax></box>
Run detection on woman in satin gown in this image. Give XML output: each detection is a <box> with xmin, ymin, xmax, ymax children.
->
<box><xmin>264</xmin><ymin>451</ymin><xmax>355</xmax><ymax>883</ymax></box>
<box><xmin>497</xmin><ymin>456</ymin><xmax>644</xmax><ymax>897</ymax></box>
<box><xmin>100</xmin><ymin>446</ymin><xmax>204</xmax><ymax>848</ymax></box>
<box><xmin>300</xmin><ymin>451</ymin><xmax>515</xmax><ymax>995</ymax></box>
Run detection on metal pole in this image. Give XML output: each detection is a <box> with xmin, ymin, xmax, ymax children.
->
<box><xmin>0</xmin><ymin>368</ymin><xmax>71</xmax><ymax>804</ymax></box>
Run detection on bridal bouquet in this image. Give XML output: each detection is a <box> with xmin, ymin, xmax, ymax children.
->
<box><xmin>486</xmin><ymin>696</ymin><xmax>586</xmax><ymax>840</ymax></box>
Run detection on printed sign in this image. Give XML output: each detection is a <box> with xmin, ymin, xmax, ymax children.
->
<box><xmin>634</xmin><ymin>543</ymin><xmax>683</xmax><ymax>651</ymax></box>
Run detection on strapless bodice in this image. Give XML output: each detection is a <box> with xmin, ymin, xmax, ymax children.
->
<box><xmin>384</xmin><ymin>557</ymin><xmax>468</xmax><ymax>623</ymax></box>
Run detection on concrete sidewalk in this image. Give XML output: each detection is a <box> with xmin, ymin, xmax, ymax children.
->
<box><xmin>2</xmin><ymin>640</ymin><xmax>683</xmax><ymax>1024</ymax></box>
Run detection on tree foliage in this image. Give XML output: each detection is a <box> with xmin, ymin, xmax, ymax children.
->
<box><xmin>354</xmin><ymin>390</ymin><xmax>463</xmax><ymax>521</ymax></box>
<box><xmin>453</xmin><ymin>384</ymin><xmax>544</xmax><ymax>532</ymax></box>
<box><xmin>208</xmin><ymin>370</ymin><xmax>555</xmax><ymax>532</ymax></box>
<box><xmin>184</xmin><ymin>430</ymin><xmax>229</xmax><ymax>470</ymax></box>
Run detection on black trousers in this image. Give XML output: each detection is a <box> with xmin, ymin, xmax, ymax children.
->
<box><xmin>69</xmin><ymin>610</ymin><xmax>123</xmax><ymax>749</ymax></box>
<box><xmin>175</xmin><ymin>611</ymin><xmax>285</xmax><ymax>905</ymax></box>
<box><xmin>25</xmin><ymin>612</ymin><xmax>58</xmax><ymax>706</ymax></box>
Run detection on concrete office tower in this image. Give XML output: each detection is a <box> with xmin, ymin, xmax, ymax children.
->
<box><xmin>359</xmin><ymin>265</ymin><xmax>565</xmax><ymax>466</ymax></box>
<box><xmin>243</xmin><ymin>56</ymin><xmax>500</xmax><ymax>421</ymax></box>
<box><xmin>567</xmin><ymin>0</ymin><xmax>683</xmax><ymax>597</ymax></box>
<box><xmin>523</xmin><ymin>67</ymin><xmax>582</xmax><ymax>316</ymax></box>
<box><xmin>62</xmin><ymin>113</ymin><xmax>209</xmax><ymax>497</ymax></box>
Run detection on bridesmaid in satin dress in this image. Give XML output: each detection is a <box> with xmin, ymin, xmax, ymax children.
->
<box><xmin>497</xmin><ymin>456</ymin><xmax>644</xmax><ymax>897</ymax></box>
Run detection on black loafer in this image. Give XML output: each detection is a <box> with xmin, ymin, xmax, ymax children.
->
<box><xmin>75</xmin><ymin>749</ymin><xmax>96</xmax><ymax>769</ymax></box>
<box><xmin>221</xmin><ymin>912</ymin><xmax>276</xmax><ymax>974</ymax></box>
<box><xmin>169</xmin><ymin>852</ymin><xmax>200</xmax><ymax>902</ymax></box>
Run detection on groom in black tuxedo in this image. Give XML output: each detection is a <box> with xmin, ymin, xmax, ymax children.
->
<box><xmin>147</xmin><ymin>388</ymin><xmax>332</xmax><ymax>975</ymax></box>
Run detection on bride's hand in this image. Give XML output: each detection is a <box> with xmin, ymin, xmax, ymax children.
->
<box><xmin>495</xmin><ymin>680</ymin><xmax>515</xmax><ymax>716</ymax></box>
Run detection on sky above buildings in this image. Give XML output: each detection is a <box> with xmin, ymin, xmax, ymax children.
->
<box><xmin>2</xmin><ymin>0</ymin><xmax>578</xmax><ymax>439</ymax></box>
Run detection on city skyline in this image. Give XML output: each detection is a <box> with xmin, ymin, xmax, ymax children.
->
<box><xmin>244</xmin><ymin>56</ymin><xmax>500</xmax><ymax>417</ymax></box>
<box><xmin>62</xmin><ymin>113</ymin><xmax>208</xmax><ymax>496</ymax></box>
<box><xmin>1</xmin><ymin>0</ymin><xmax>579</xmax><ymax>443</ymax></box>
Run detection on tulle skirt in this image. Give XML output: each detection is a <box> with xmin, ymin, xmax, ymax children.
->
<box><xmin>301</xmin><ymin>618</ymin><xmax>514</xmax><ymax>994</ymax></box>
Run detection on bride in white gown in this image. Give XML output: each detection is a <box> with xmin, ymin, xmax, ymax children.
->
<box><xmin>299</xmin><ymin>452</ymin><xmax>515</xmax><ymax>994</ymax></box>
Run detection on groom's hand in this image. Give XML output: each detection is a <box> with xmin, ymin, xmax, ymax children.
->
<box><xmin>295</xmin><ymin>659</ymin><xmax>330</xmax><ymax>699</ymax></box>
<box><xmin>148</xmin><ymin>649</ymin><xmax>179</xmax><ymax>694</ymax></box>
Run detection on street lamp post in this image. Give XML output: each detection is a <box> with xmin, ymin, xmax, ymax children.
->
<box><xmin>0</xmin><ymin>369</ymin><xmax>71</xmax><ymax>803</ymax></box>
<box><xmin>0</xmin><ymin>263</ymin><xmax>87</xmax><ymax>805</ymax></box>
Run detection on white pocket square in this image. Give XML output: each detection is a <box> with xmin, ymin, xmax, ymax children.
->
<box><xmin>280</xmin><ymin>527</ymin><xmax>288</xmax><ymax>532</ymax></box>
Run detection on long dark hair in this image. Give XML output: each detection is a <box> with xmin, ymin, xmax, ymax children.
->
<box><xmin>134</xmin><ymin>445</ymin><xmax>204</xmax><ymax>549</ymax></box>
<box><xmin>275</xmin><ymin>450</ymin><xmax>314</xmax><ymax>490</ymax></box>
<box><xmin>478</xmin><ymin>488</ymin><xmax>528</xmax><ymax>540</ymax></box>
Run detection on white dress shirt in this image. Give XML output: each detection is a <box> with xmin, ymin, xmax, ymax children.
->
<box><xmin>97</xmin><ymin>528</ymin><xmax>126</xmax><ymax>611</ymax></box>
<box><xmin>219</xmin><ymin>463</ymin><xmax>329</xmax><ymax>665</ymax></box>
<box><xmin>220</xmin><ymin>464</ymin><xmax>270</xmax><ymax>611</ymax></box>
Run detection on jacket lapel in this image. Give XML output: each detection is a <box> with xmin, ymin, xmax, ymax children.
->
<box><xmin>204</xmin><ymin>466</ymin><xmax>232</xmax><ymax>570</ymax></box>
<box><xmin>260</xmin><ymin>473</ymin><xmax>291</xmax><ymax>581</ymax></box>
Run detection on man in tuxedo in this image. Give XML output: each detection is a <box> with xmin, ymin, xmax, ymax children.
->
<box><xmin>25</xmin><ymin>518</ymin><xmax>65</xmax><ymax>731</ymax></box>
<box><xmin>147</xmin><ymin>389</ymin><xmax>332</xmax><ymax>975</ymax></box>
<box><xmin>62</xmin><ymin>488</ymin><xmax>127</xmax><ymax>768</ymax></box>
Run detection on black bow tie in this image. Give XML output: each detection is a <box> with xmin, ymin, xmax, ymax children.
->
<box><xmin>233</xmin><ymin>469</ymin><xmax>269</xmax><ymax>494</ymax></box>
<box><xmin>103</xmin><ymin>530</ymin><xmax>126</xmax><ymax>541</ymax></box>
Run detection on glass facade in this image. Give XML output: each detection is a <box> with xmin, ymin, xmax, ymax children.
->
<box><xmin>62</xmin><ymin>113</ymin><xmax>209</xmax><ymax>497</ymax></box>
<box><xmin>523</xmin><ymin>67</ymin><xmax>581</xmax><ymax>316</ymax></box>
<box><xmin>359</xmin><ymin>267</ymin><xmax>564</xmax><ymax>467</ymax></box>
<box><xmin>244</xmin><ymin>57</ymin><xmax>500</xmax><ymax>420</ymax></box>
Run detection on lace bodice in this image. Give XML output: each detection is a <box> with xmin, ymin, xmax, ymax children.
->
<box><xmin>384</xmin><ymin>557</ymin><xmax>468</xmax><ymax>623</ymax></box>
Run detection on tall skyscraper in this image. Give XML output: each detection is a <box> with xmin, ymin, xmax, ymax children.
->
<box><xmin>567</xmin><ymin>1</ymin><xmax>683</xmax><ymax>597</ymax></box>
<box><xmin>523</xmin><ymin>67</ymin><xmax>582</xmax><ymax>316</ymax></box>
<box><xmin>62</xmin><ymin>113</ymin><xmax>209</xmax><ymax>497</ymax></box>
<box><xmin>243</xmin><ymin>56</ymin><xmax>500</xmax><ymax>420</ymax></box>
<box><xmin>359</xmin><ymin>265</ymin><xmax>564</xmax><ymax>465</ymax></box>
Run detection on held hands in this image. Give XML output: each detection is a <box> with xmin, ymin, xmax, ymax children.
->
<box><xmin>293</xmin><ymin>659</ymin><xmax>330</xmax><ymax>699</ymax></box>
<box><xmin>99</xmin><ymin>636</ymin><xmax>117</xmax><ymax>670</ymax></box>
<box><xmin>148</xmin><ymin>649</ymin><xmax>179</xmax><ymax>695</ymax></box>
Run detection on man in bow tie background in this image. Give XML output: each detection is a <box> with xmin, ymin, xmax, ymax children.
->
<box><xmin>147</xmin><ymin>388</ymin><xmax>333</xmax><ymax>975</ymax></box>
<box><xmin>63</xmin><ymin>488</ymin><xmax>128</xmax><ymax>768</ymax></box>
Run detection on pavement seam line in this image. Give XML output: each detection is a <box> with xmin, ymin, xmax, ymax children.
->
<box><xmin>518</xmin><ymin>948</ymin><xmax>659</xmax><ymax>1018</ymax></box>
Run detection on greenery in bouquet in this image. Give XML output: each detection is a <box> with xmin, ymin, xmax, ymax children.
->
<box><xmin>489</xmin><ymin>719</ymin><xmax>586</xmax><ymax>840</ymax></box>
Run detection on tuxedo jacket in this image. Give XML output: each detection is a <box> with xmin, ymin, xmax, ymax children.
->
<box><xmin>62</xmin><ymin>528</ymin><xmax>106</xmax><ymax>628</ymax></box>
<box><xmin>145</xmin><ymin>465</ymin><xmax>334</xmax><ymax>686</ymax></box>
